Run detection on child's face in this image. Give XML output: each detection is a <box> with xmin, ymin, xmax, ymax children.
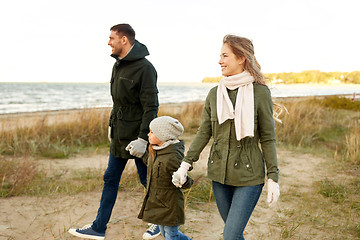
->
<box><xmin>148</xmin><ymin>129</ymin><xmax>163</xmax><ymax>146</ymax></box>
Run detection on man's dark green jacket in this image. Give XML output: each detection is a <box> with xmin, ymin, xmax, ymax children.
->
<box><xmin>109</xmin><ymin>40</ymin><xmax>159</xmax><ymax>159</ymax></box>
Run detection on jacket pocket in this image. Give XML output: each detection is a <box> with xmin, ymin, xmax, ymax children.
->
<box><xmin>155</xmin><ymin>189</ymin><xmax>170</xmax><ymax>208</ymax></box>
<box><xmin>208</xmin><ymin>141</ymin><xmax>222</xmax><ymax>173</ymax></box>
<box><xmin>239</xmin><ymin>152</ymin><xmax>254</xmax><ymax>174</ymax></box>
<box><xmin>118</xmin><ymin>76</ymin><xmax>139</xmax><ymax>97</ymax></box>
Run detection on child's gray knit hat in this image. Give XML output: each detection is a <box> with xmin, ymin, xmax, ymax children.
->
<box><xmin>149</xmin><ymin>116</ymin><xmax>184</xmax><ymax>142</ymax></box>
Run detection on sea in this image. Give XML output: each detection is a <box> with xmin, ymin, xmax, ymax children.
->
<box><xmin>0</xmin><ymin>82</ymin><xmax>359</xmax><ymax>115</ymax></box>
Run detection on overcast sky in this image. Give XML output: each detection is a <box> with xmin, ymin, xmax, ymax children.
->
<box><xmin>1</xmin><ymin>0</ymin><xmax>359</xmax><ymax>83</ymax></box>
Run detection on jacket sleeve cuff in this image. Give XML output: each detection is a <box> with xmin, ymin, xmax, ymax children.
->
<box><xmin>181</xmin><ymin>175</ymin><xmax>194</xmax><ymax>189</ymax></box>
<box><xmin>267</xmin><ymin>169</ymin><xmax>279</xmax><ymax>183</ymax></box>
<box><xmin>182</xmin><ymin>158</ymin><xmax>194</xmax><ymax>171</ymax></box>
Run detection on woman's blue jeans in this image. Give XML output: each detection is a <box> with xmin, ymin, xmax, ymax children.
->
<box><xmin>159</xmin><ymin>225</ymin><xmax>192</xmax><ymax>240</ymax></box>
<box><xmin>212</xmin><ymin>181</ymin><xmax>263</xmax><ymax>240</ymax></box>
<box><xmin>91</xmin><ymin>153</ymin><xmax>147</xmax><ymax>233</ymax></box>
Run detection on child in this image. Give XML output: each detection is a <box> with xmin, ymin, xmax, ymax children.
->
<box><xmin>137</xmin><ymin>116</ymin><xmax>193</xmax><ymax>240</ymax></box>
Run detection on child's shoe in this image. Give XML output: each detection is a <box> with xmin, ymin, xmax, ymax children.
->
<box><xmin>142</xmin><ymin>223</ymin><xmax>161</xmax><ymax>239</ymax></box>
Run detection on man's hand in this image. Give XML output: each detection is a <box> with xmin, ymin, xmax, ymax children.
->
<box><xmin>172</xmin><ymin>162</ymin><xmax>191</xmax><ymax>188</ymax></box>
<box><xmin>266</xmin><ymin>179</ymin><xmax>280</xmax><ymax>207</ymax></box>
<box><xmin>125</xmin><ymin>138</ymin><xmax>148</xmax><ymax>158</ymax></box>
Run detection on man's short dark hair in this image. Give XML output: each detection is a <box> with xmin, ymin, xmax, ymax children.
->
<box><xmin>110</xmin><ymin>24</ymin><xmax>136</xmax><ymax>44</ymax></box>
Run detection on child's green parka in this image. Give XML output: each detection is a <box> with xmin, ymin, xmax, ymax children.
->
<box><xmin>138</xmin><ymin>140</ymin><xmax>193</xmax><ymax>226</ymax></box>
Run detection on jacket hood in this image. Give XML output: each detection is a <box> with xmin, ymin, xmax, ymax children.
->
<box><xmin>111</xmin><ymin>40</ymin><xmax>149</xmax><ymax>61</ymax></box>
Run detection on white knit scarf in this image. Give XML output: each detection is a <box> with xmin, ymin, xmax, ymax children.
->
<box><xmin>216</xmin><ymin>70</ymin><xmax>255</xmax><ymax>141</ymax></box>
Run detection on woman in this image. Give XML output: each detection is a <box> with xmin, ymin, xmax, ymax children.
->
<box><xmin>172</xmin><ymin>34</ymin><xmax>280</xmax><ymax>240</ymax></box>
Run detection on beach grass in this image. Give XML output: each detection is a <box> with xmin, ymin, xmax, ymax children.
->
<box><xmin>0</xmin><ymin>102</ymin><xmax>204</xmax><ymax>158</ymax></box>
<box><xmin>1</xmin><ymin>97</ymin><xmax>360</xmax><ymax>239</ymax></box>
<box><xmin>270</xmin><ymin>96</ymin><xmax>360</xmax><ymax>239</ymax></box>
<box><xmin>1</xmin><ymin>97</ymin><xmax>359</xmax><ymax>196</ymax></box>
<box><xmin>275</xmin><ymin>96</ymin><xmax>360</xmax><ymax>165</ymax></box>
<box><xmin>273</xmin><ymin>175</ymin><xmax>360</xmax><ymax>239</ymax></box>
<box><xmin>0</xmin><ymin>108</ymin><xmax>110</xmax><ymax>158</ymax></box>
<box><xmin>0</xmin><ymin>156</ymin><xmax>105</xmax><ymax>197</ymax></box>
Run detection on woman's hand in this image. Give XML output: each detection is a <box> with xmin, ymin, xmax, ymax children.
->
<box><xmin>266</xmin><ymin>179</ymin><xmax>280</xmax><ymax>207</ymax></box>
<box><xmin>172</xmin><ymin>162</ymin><xmax>191</xmax><ymax>187</ymax></box>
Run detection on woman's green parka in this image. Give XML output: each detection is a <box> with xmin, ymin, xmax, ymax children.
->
<box><xmin>138</xmin><ymin>140</ymin><xmax>193</xmax><ymax>226</ymax></box>
<box><xmin>183</xmin><ymin>83</ymin><xmax>279</xmax><ymax>186</ymax></box>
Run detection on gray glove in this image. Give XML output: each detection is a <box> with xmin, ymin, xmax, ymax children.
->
<box><xmin>125</xmin><ymin>138</ymin><xmax>148</xmax><ymax>158</ymax></box>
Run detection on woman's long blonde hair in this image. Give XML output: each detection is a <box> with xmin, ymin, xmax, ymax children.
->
<box><xmin>223</xmin><ymin>34</ymin><xmax>288</xmax><ymax>122</ymax></box>
<box><xmin>223</xmin><ymin>34</ymin><xmax>266</xmax><ymax>85</ymax></box>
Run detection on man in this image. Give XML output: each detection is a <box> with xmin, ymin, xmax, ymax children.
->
<box><xmin>69</xmin><ymin>24</ymin><xmax>160</xmax><ymax>240</ymax></box>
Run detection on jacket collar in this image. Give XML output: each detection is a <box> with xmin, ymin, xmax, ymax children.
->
<box><xmin>155</xmin><ymin>140</ymin><xmax>184</xmax><ymax>156</ymax></box>
<box><xmin>111</xmin><ymin>40</ymin><xmax>150</xmax><ymax>62</ymax></box>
